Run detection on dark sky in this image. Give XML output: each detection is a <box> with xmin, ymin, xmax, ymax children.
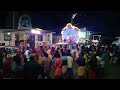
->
<box><xmin>30</xmin><ymin>11</ymin><xmax>120</xmax><ymax>36</ymax></box>
<box><xmin>0</xmin><ymin>11</ymin><xmax>120</xmax><ymax>36</ymax></box>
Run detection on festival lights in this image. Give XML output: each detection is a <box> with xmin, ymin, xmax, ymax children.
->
<box><xmin>31</xmin><ymin>29</ymin><xmax>41</xmax><ymax>34</ymax></box>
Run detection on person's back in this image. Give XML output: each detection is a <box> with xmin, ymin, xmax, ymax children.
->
<box><xmin>77</xmin><ymin>55</ymin><xmax>86</xmax><ymax>79</ymax></box>
<box><xmin>77</xmin><ymin>57</ymin><xmax>85</xmax><ymax>66</ymax></box>
<box><xmin>67</xmin><ymin>56</ymin><xmax>73</xmax><ymax>69</ymax></box>
<box><xmin>88</xmin><ymin>54</ymin><xmax>97</xmax><ymax>79</ymax></box>
<box><xmin>54</xmin><ymin>54</ymin><xmax>63</xmax><ymax>79</ymax></box>
<box><xmin>67</xmin><ymin>55</ymin><xmax>74</xmax><ymax>79</ymax></box>
<box><xmin>13</xmin><ymin>64</ymin><xmax>24</xmax><ymax>79</ymax></box>
<box><xmin>24</xmin><ymin>55</ymin><xmax>44</xmax><ymax>79</ymax></box>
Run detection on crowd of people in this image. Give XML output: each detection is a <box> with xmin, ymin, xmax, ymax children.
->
<box><xmin>0</xmin><ymin>43</ymin><xmax>120</xmax><ymax>79</ymax></box>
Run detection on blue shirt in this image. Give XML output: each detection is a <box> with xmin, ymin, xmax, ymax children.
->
<box><xmin>61</xmin><ymin>56</ymin><xmax>68</xmax><ymax>61</ymax></box>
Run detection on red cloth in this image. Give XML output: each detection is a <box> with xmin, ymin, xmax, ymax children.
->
<box><xmin>88</xmin><ymin>69</ymin><xmax>96</xmax><ymax>79</ymax></box>
<box><xmin>54</xmin><ymin>58</ymin><xmax>63</xmax><ymax>76</ymax></box>
<box><xmin>64</xmin><ymin>49</ymin><xmax>68</xmax><ymax>55</ymax></box>
<box><xmin>3</xmin><ymin>60</ymin><xmax>12</xmax><ymax>78</ymax></box>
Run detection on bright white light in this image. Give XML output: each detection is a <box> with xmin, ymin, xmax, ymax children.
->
<box><xmin>78</xmin><ymin>32</ymin><xmax>86</xmax><ymax>38</ymax></box>
<box><xmin>7</xmin><ymin>32</ymin><xmax>11</xmax><ymax>35</ymax></box>
<box><xmin>31</xmin><ymin>29</ymin><xmax>41</xmax><ymax>34</ymax></box>
<box><xmin>61</xmin><ymin>31</ymin><xmax>64</xmax><ymax>34</ymax></box>
<box><xmin>92</xmin><ymin>40</ymin><xmax>99</xmax><ymax>43</ymax></box>
<box><xmin>84</xmin><ymin>27</ymin><xmax>86</xmax><ymax>30</ymax></box>
<box><xmin>67</xmin><ymin>36</ymin><xmax>69</xmax><ymax>39</ymax></box>
<box><xmin>72</xmin><ymin>13</ymin><xmax>77</xmax><ymax>19</ymax></box>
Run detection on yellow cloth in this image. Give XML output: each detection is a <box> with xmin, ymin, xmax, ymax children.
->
<box><xmin>38</xmin><ymin>56</ymin><xmax>43</xmax><ymax>64</ymax></box>
<box><xmin>78</xmin><ymin>66</ymin><xmax>86</xmax><ymax>76</ymax></box>
<box><xmin>84</xmin><ymin>54</ymin><xmax>88</xmax><ymax>63</ymax></box>
<box><xmin>19</xmin><ymin>34</ymin><xmax>27</xmax><ymax>41</ymax></box>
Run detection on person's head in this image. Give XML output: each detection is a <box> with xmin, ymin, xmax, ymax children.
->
<box><xmin>79</xmin><ymin>53</ymin><xmax>84</xmax><ymax>57</ymax></box>
<box><xmin>57</xmin><ymin>47</ymin><xmax>60</xmax><ymax>51</ymax></box>
<box><xmin>60</xmin><ymin>49</ymin><xmax>63</xmax><ymax>53</ymax></box>
<box><xmin>77</xmin><ymin>48</ymin><xmax>79</xmax><ymax>51</ymax></box>
<box><xmin>72</xmin><ymin>46</ymin><xmax>74</xmax><ymax>49</ymax></box>
<box><xmin>92</xmin><ymin>53</ymin><xmax>97</xmax><ymax>58</ymax></box>
<box><xmin>55</xmin><ymin>50</ymin><xmax>59</xmax><ymax>54</ymax></box>
<box><xmin>40</xmin><ymin>46</ymin><xmax>43</xmax><ymax>49</ymax></box>
<box><xmin>44</xmin><ymin>52</ymin><xmax>48</xmax><ymax>58</ymax></box>
<box><xmin>62</xmin><ymin>52</ymin><xmax>66</xmax><ymax>56</ymax></box>
<box><xmin>26</xmin><ymin>47</ymin><xmax>30</xmax><ymax>50</ymax></box>
<box><xmin>56</xmin><ymin>53</ymin><xmax>60</xmax><ymax>58</ymax></box>
<box><xmin>67</xmin><ymin>53</ymin><xmax>71</xmax><ymax>56</ymax></box>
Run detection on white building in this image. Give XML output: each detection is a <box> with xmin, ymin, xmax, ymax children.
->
<box><xmin>0</xmin><ymin>28</ymin><xmax>55</xmax><ymax>48</ymax></box>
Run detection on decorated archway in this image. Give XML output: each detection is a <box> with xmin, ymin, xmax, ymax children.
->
<box><xmin>61</xmin><ymin>23</ymin><xmax>81</xmax><ymax>44</ymax></box>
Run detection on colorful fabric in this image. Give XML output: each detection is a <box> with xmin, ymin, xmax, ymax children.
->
<box><xmin>54</xmin><ymin>58</ymin><xmax>63</xmax><ymax>76</ymax></box>
<box><xmin>62</xmin><ymin>65</ymin><xmax>67</xmax><ymax>74</ymax></box>
<box><xmin>78</xmin><ymin>66</ymin><xmax>86</xmax><ymax>77</ymax></box>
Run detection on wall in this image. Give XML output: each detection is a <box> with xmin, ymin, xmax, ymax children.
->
<box><xmin>34</xmin><ymin>33</ymin><xmax>53</xmax><ymax>48</ymax></box>
<box><xmin>53</xmin><ymin>35</ymin><xmax>62</xmax><ymax>43</ymax></box>
<box><xmin>0</xmin><ymin>32</ymin><xmax>16</xmax><ymax>46</ymax></box>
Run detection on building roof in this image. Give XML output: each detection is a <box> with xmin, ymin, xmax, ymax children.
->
<box><xmin>0</xmin><ymin>29</ymin><xmax>56</xmax><ymax>34</ymax></box>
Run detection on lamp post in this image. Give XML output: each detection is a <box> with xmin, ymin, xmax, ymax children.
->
<box><xmin>71</xmin><ymin>13</ymin><xmax>77</xmax><ymax>25</ymax></box>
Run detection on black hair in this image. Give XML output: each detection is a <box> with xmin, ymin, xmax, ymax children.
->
<box><xmin>44</xmin><ymin>52</ymin><xmax>48</xmax><ymax>58</ymax></box>
<box><xmin>30</xmin><ymin>55</ymin><xmax>34</xmax><ymax>62</ymax></box>
<box><xmin>56</xmin><ymin>53</ymin><xmax>60</xmax><ymax>58</ymax></box>
<box><xmin>62</xmin><ymin>52</ymin><xmax>66</xmax><ymax>56</ymax></box>
<box><xmin>13</xmin><ymin>54</ymin><xmax>21</xmax><ymax>65</ymax></box>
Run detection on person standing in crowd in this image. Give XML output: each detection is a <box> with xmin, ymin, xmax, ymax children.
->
<box><xmin>54</xmin><ymin>54</ymin><xmax>63</xmax><ymax>79</ymax></box>
<box><xmin>42</xmin><ymin>52</ymin><xmax>50</xmax><ymax>79</ymax></box>
<box><xmin>11</xmin><ymin>54</ymin><xmax>24</xmax><ymax>79</ymax></box>
<box><xmin>24</xmin><ymin>47</ymin><xmax>31</xmax><ymax>62</ymax></box>
<box><xmin>76</xmin><ymin>48</ymin><xmax>80</xmax><ymax>61</ymax></box>
<box><xmin>109</xmin><ymin>45</ymin><xmax>114</xmax><ymax>64</ymax></box>
<box><xmin>71</xmin><ymin>46</ymin><xmax>76</xmax><ymax>61</ymax></box>
<box><xmin>50</xmin><ymin>47</ymin><xmax>55</xmax><ymax>59</ymax></box>
<box><xmin>23</xmin><ymin>55</ymin><xmax>44</xmax><ymax>79</ymax></box>
<box><xmin>3</xmin><ymin>58</ymin><xmax>12</xmax><ymax>79</ymax></box>
<box><xmin>61</xmin><ymin>52</ymin><xmax>68</xmax><ymax>79</ymax></box>
<box><xmin>64</xmin><ymin>46</ymin><xmax>68</xmax><ymax>55</ymax></box>
<box><xmin>67</xmin><ymin>50</ymin><xmax>74</xmax><ymax>79</ymax></box>
<box><xmin>101</xmin><ymin>49</ymin><xmax>107</xmax><ymax>73</ymax></box>
<box><xmin>87</xmin><ymin>54</ymin><xmax>97</xmax><ymax>79</ymax></box>
<box><xmin>77</xmin><ymin>53</ymin><xmax>86</xmax><ymax>79</ymax></box>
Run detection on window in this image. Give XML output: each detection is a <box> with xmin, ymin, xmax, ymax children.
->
<box><xmin>4</xmin><ymin>33</ymin><xmax>11</xmax><ymax>41</ymax></box>
<box><xmin>48</xmin><ymin>35</ymin><xmax>50</xmax><ymax>41</ymax></box>
<box><xmin>38</xmin><ymin>35</ymin><xmax>43</xmax><ymax>41</ymax></box>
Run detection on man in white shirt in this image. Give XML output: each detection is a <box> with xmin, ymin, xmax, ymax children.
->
<box><xmin>24</xmin><ymin>47</ymin><xmax>30</xmax><ymax>61</ymax></box>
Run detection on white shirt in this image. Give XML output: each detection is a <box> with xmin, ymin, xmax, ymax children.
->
<box><xmin>24</xmin><ymin>50</ymin><xmax>30</xmax><ymax>61</ymax></box>
<box><xmin>71</xmin><ymin>49</ymin><xmax>76</xmax><ymax>54</ymax></box>
<box><xmin>96</xmin><ymin>56</ymin><xmax>101</xmax><ymax>61</ymax></box>
<box><xmin>67</xmin><ymin>56</ymin><xmax>73</xmax><ymax>68</ymax></box>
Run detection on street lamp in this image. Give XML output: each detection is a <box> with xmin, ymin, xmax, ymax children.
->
<box><xmin>71</xmin><ymin>13</ymin><xmax>77</xmax><ymax>25</ymax></box>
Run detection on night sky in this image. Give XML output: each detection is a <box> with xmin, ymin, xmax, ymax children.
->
<box><xmin>0</xmin><ymin>11</ymin><xmax>120</xmax><ymax>36</ymax></box>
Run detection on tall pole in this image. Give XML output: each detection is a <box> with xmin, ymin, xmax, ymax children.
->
<box><xmin>12</xmin><ymin>11</ymin><xmax>15</xmax><ymax>46</ymax></box>
<box><xmin>13</xmin><ymin>11</ymin><xmax>15</xmax><ymax>30</ymax></box>
<box><xmin>71</xmin><ymin>13</ymin><xmax>77</xmax><ymax>25</ymax></box>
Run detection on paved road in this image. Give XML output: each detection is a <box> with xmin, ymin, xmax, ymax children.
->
<box><xmin>102</xmin><ymin>63</ymin><xmax>120</xmax><ymax>79</ymax></box>
<box><xmin>50</xmin><ymin>60</ymin><xmax>120</xmax><ymax>79</ymax></box>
